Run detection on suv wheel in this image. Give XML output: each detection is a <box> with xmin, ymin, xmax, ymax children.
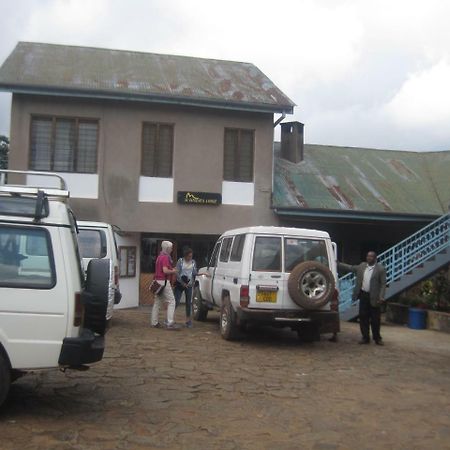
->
<box><xmin>0</xmin><ymin>351</ymin><xmax>11</xmax><ymax>408</ymax></box>
<box><xmin>220</xmin><ymin>297</ymin><xmax>239</xmax><ymax>341</ymax></box>
<box><xmin>288</xmin><ymin>261</ymin><xmax>335</xmax><ymax>310</ymax></box>
<box><xmin>192</xmin><ymin>286</ymin><xmax>208</xmax><ymax>321</ymax></box>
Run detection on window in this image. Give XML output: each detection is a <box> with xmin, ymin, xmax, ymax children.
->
<box><xmin>252</xmin><ymin>236</ymin><xmax>282</xmax><ymax>272</ymax></box>
<box><xmin>284</xmin><ymin>238</ymin><xmax>329</xmax><ymax>272</ymax></box>
<box><xmin>119</xmin><ymin>246</ymin><xmax>136</xmax><ymax>277</ymax></box>
<box><xmin>142</xmin><ymin>123</ymin><xmax>174</xmax><ymax>178</ymax></box>
<box><xmin>30</xmin><ymin>117</ymin><xmax>98</xmax><ymax>173</ymax></box>
<box><xmin>0</xmin><ymin>226</ymin><xmax>56</xmax><ymax>289</ymax></box>
<box><xmin>223</xmin><ymin>128</ymin><xmax>254</xmax><ymax>182</ymax></box>
<box><xmin>208</xmin><ymin>241</ymin><xmax>221</xmax><ymax>268</ymax></box>
<box><xmin>230</xmin><ymin>234</ymin><xmax>246</xmax><ymax>262</ymax></box>
<box><xmin>219</xmin><ymin>237</ymin><xmax>233</xmax><ymax>262</ymax></box>
<box><xmin>78</xmin><ymin>229</ymin><xmax>107</xmax><ymax>259</ymax></box>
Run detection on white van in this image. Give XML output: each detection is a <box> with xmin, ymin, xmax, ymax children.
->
<box><xmin>0</xmin><ymin>170</ymin><xmax>111</xmax><ymax>407</ymax></box>
<box><xmin>77</xmin><ymin>221</ymin><xmax>122</xmax><ymax>321</ymax></box>
<box><xmin>194</xmin><ymin>226</ymin><xmax>340</xmax><ymax>341</ymax></box>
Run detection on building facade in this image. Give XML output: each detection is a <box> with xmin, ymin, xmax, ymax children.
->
<box><xmin>0</xmin><ymin>42</ymin><xmax>294</xmax><ymax>307</ymax></box>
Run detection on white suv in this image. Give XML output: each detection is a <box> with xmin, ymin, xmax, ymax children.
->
<box><xmin>77</xmin><ymin>221</ymin><xmax>122</xmax><ymax>321</ymax></box>
<box><xmin>0</xmin><ymin>170</ymin><xmax>111</xmax><ymax>407</ymax></box>
<box><xmin>194</xmin><ymin>226</ymin><xmax>340</xmax><ymax>341</ymax></box>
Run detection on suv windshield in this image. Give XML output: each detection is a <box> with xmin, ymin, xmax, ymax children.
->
<box><xmin>284</xmin><ymin>238</ymin><xmax>329</xmax><ymax>272</ymax></box>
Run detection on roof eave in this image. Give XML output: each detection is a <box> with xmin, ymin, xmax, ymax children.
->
<box><xmin>273</xmin><ymin>207</ymin><xmax>441</xmax><ymax>223</ymax></box>
<box><xmin>0</xmin><ymin>83</ymin><xmax>294</xmax><ymax>114</ymax></box>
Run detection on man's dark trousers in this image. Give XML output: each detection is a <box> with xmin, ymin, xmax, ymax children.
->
<box><xmin>359</xmin><ymin>291</ymin><xmax>381</xmax><ymax>342</ymax></box>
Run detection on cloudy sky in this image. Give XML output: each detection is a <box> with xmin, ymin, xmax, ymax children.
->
<box><xmin>1</xmin><ymin>0</ymin><xmax>450</xmax><ymax>151</ymax></box>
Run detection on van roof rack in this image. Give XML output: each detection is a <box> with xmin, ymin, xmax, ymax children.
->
<box><xmin>0</xmin><ymin>170</ymin><xmax>69</xmax><ymax>221</ymax></box>
<box><xmin>0</xmin><ymin>169</ymin><xmax>67</xmax><ymax>191</ymax></box>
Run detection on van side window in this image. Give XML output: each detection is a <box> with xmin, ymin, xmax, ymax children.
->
<box><xmin>252</xmin><ymin>236</ymin><xmax>282</xmax><ymax>272</ymax></box>
<box><xmin>230</xmin><ymin>234</ymin><xmax>246</xmax><ymax>262</ymax></box>
<box><xmin>0</xmin><ymin>226</ymin><xmax>56</xmax><ymax>289</ymax></box>
<box><xmin>219</xmin><ymin>237</ymin><xmax>233</xmax><ymax>262</ymax></box>
<box><xmin>208</xmin><ymin>241</ymin><xmax>221</xmax><ymax>268</ymax></box>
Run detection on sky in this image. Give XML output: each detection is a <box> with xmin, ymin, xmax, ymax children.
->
<box><xmin>1</xmin><ymin>0</ymin><xmax>450</xmax><ymax>151</ymax></box>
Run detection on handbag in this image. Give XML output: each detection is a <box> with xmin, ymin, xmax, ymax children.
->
<box><xmin>150</xmin><ymin>278</ymin><xmax>167</xmax><ymax>295</ymax></box>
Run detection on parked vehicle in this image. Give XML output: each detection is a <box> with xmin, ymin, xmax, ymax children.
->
<box><xmin>194</xmin><ymin>226</ymin><xmax>340</xmax><ymax>341</ymax></box>
<box><xmin>77</xmin><ymin>221</ymin><xmax>122</xmax><ymax>321</ymax></box>
<box><xmin>0</xmin><ymin>170</ymin><xmax>111</xmax><ymax>408</ymax></box>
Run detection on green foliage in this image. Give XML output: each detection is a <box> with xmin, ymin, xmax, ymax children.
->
<box><xmin>0</xmin><ymin>135</ymin><xmax>9</xmax><ymax>170</ymax></box>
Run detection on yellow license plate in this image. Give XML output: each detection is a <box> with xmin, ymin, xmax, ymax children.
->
<box><xmin>256</xmin><ymin>290</ymin><xmax>277</xmax><ymax>303</ymax></box>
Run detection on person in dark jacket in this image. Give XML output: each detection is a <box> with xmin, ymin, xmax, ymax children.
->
<box><xmin>339</xmin><ymin>251</ymin><xmax>387</xmax><ymax>345</ymax></box>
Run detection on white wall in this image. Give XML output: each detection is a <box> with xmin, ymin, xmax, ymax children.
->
<box><xmin>27</xmin><ymin>173</ymin><xmax>99</xmax><ymax>199</ymax></box>
<box><xmin>115</xmin><ymin>232</ymin><xmax>140</xmax><ymax>309</ymax></box>
<box><xmin>139</xmin><ymin>176</ymin><xmax>174</xmax><ymax>202</ymax></box>
<box><xmin>222</xmin><ymin>181</ymin><xmax>255</xmax><ymax>205</ymax></box>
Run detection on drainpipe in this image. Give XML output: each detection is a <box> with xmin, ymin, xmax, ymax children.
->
<box><xmin>271</xmin><ymin>112</ymin><xmax>286</xmax><ymax>210</ymax></box>
<box><xmin>273</xmin><ymin>112</ymin><xmax>286</xmax><ymax>128</ymax></box>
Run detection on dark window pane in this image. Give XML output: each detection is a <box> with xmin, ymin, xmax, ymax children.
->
<box><xmin>30</xmin><ymin>119</ymin><xmax>52</xmax><ymax>171</ymax></box>
<box><xmin>223</xmin><ymin>129</ymin><xmax>238</xmax><ymax>181</ymax></box>
<box><xmin>284</xmin><ymin>238</ymin><xmax>329</xmax><ymax>272</ymax></box>
<box><xmin>230</xmin><ymin>234</ymin><xmax>246</xmax><ymax>262</ymax></box>
<box><xmin>142</xmin><ymin>123</ymin><xmax>174</xmax><ymax>178</ymax></box>
<box><xmin>142</xmin><ymin>123</ymin><xmax>157</xmax><ymax>176</ymax></box>
<box><xmin>157</xmin><ymin>124</ymin><xmax>173</xmax><ymax>177</ymax></box>
<box><xmin>53</xmin><ymin>119</ymin><xmax>76</xmax><ymax>172</ymax></box>
<box><xmin>223</xmin><ymin>128</ymin><xmax>254</xmax><ymax>182</ymax></box>
<box><xmin>29</xmin><ymin>117</ymin><xmax>98</xmax><ymax>173</ymax></box>
<box><xmin>219</xmin><ymin>237</ymin><xmax>233</xmax><ymax>262</ymax></box>
<box><xmin>78</xmin><ymin>229</ymin><xmax>107</xmax><ymax>259</ymax></box>
<box><xmin>0</xmin><ymin>226</ymin><xmax>55</xmax><ymax>289</ymax></box>
<box><xmin>239</xmin><ymin>130</ymin><xmax>254</xmax><ymax>182</ymax></box>
<box><xmin>77</xmin><ymin>122</ymin><xmax>98</xmax><ymax>173</ymax></box>
<box><xmin>252</xmin><ymin>237</ymin><xmax>282</xmax><ymax>272</ymax></box>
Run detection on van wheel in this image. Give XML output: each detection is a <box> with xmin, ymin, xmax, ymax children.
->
<box><xmin>193</xmin><ymin>286</ymin><xmax>208</xmax><ymax>321</ymax></box>
<box><xmin>297</xmin><ymin>323</ymin><xmax>320</xmax><ymax>343</ymax></box>
<box><xmin>220</xmin><ymin>297</ymin><xmax>239</xmax><ymax>341</ymax></box>
<box><xmin>0</xmin><ymin>352</ymin><xmax>11</xmax><ymax>408</ymax></box>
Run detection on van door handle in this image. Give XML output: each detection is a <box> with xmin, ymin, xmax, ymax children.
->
<box><xmin>233</xmin><ymin>278</ymin><xmax>238</xmax><ymax>284</ymax></box>
<box><xmin>271</xmin><ymin>275</ymin><xmax>281</xmax><ymax>279</ymax></box>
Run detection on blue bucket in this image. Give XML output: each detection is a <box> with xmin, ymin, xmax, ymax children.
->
<box><xmin>408</xmin><ymin>308</ymin><xmax>427</xmax><ymax>330</ymax></box>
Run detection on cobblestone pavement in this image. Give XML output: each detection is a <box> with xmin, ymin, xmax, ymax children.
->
<box><xmin>1</xmin><ymin>307</ymin><xmax>450</xmax><ymax>450</ymax></box>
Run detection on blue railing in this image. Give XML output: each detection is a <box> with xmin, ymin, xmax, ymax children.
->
<box><xmin>339</xmin><ymin>212</ymin><xmax>450</xmax><ymax>313</ymax></box>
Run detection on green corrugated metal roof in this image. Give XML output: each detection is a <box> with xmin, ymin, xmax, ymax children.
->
<box><xmin>273</xmin><ymin>144</ymin><xmax>450</xmax><ymax>215</ymax></box>
<box><xmin>0</xmin><ymin>42</ymin><xmax>295</xmax><ymax>113</ymax></box>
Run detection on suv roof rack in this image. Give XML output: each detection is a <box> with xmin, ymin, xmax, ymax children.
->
<box><xmin>0</xmin><ymin>169</ymin><xmax>68</xmax><ymax>190</ymax></box>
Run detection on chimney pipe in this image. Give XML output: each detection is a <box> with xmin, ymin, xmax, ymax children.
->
<box><xmin>280</xmin><ymin>121</ymin><xmax>304</xmax><ymax>163</ymax></box>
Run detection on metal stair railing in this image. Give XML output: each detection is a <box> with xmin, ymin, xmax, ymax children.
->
<box><xmin>339</xmin><ymin>212</ymin><xmax>450</xmax><ymax>315</ymax></box>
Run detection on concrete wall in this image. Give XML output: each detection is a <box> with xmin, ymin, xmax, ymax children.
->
<box><xmin>9</xmin><ymin>94</ymin><xmax>279</xmax><ymax>234</ymax></box>
<box><xmin>115</xmin><ymin>233</ymin><xmax>140</xmax><ymax>309</ymax></box>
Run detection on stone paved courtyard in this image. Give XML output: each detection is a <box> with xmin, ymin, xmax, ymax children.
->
<box><xmin>1</xmin><ymin>307</ymin><xmax>450</xmax><ymax>450</ymax></box>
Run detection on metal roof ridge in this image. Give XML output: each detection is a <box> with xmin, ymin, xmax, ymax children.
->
<box><xmin>15</xmin><ymin>41</ymin><xmax>261</xmax><ymax>70</ymax></box>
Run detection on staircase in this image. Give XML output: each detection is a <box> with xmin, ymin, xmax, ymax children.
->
<box><xmin>339</xmin><ymin>212</ymin><xmax>450</xmax><ymax>321</ymax></box>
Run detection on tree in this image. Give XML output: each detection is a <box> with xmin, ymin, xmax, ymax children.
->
<box><xmin>0</xmin><ymin>135</ymin><xmax>9</xmax><ymax>170</ymax></box>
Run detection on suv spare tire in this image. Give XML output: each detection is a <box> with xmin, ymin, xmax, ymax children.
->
<box><xmin>288</xmin><ymin>261</ymin><xmax>335</xmax><ymax>310</ymax></box>
<box><xmin>83</xmin><ymin>259</ymin><xmax>111</xmax><ymax>336</ymax></box>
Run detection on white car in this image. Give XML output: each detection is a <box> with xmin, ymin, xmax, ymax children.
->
<box><xmin>77</xmin><ymin>221</ymin><xmax>122</xmax><ymax>321</ymax></box>
<box><xmin>0</xmin><ymin>170</ymin><xmax>111</xmax><ymax>408</ymax></box>
<box><xmin>193</xmin><ymin>226</ymin><xmax>340</xmax><ymax>341</ymax></box>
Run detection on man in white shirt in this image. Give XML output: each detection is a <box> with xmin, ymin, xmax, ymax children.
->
<box><xmin>339</xmin><ymin>251</ymin><xmax>387</xmax><ymax>345</ymax></box>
